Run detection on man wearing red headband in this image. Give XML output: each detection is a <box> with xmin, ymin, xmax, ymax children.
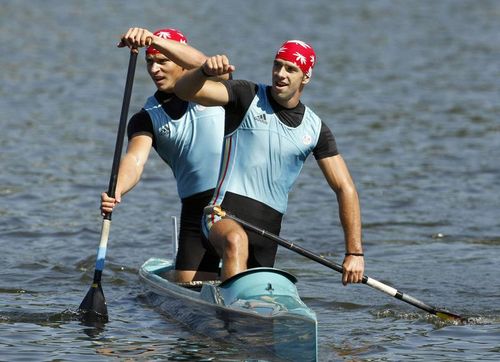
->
<box><xmin>101</xmin><ymin>28</ymin><xmax>228</xmax><ymax>282</ymax></box>
<box><xmin>175</xmin><ymin>40</ymin><xmax>364</xmax><ymax>285</ymax></box>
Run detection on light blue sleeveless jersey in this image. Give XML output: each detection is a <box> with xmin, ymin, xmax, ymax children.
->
<box><xmin>212</xmin><ymin>84</ymin><xmax>322</xmax><ymax>213</ymax></box>
<box><xmin>144</xmin><ymin>96</ymin><xmax>224</xmax><ymax>199</ymax></box>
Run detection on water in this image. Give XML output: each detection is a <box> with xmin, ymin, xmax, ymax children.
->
<box><xmin>1</xmin><ymin>0</ymin><xmax>499</xmax><ymax>360</ymax></box>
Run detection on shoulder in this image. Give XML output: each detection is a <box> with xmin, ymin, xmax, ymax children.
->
<box><xmin>223</xmin><ymin>79</ymin><xmax>259</xmax><ymax>99</ymax></box>
<box><xmin>225</xmin><ymin>80</ymin><xmax>261</xmax><ymax>112</ymax></box>
<box><xmin>142</xmin><ymin>92</ymin><xmax>162</xmax><ymax>110</ymax></box>
<box><xmin>303</xmin><ymin>104</ymin><xmax>321</xmax><ymax>120</ymax></box>
<box><xmin>127</xmin><ymin>110</ymin><xmax>153</xmax><ymax>139</ymax></box>
<box><xmin>313</xmin><ymin>121</ymin><xmax>339</xmax><ymax>160</ymax></box>
<box><xmin>129</xmin><ymin>109</ymin><xmax>151</xmax><ymax>125</ymax></box>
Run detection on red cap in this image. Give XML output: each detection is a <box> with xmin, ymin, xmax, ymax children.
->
<box><xmin>146</xmin><ymin>28</ymin><xmax>187</xmax><ymax>55</ymax></box>
<box><xmin>275</xmin><ymin>40</ymin><xmax>316</xmax><ymax>77</ymax></box>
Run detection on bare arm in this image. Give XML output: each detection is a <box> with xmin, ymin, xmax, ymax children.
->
<box><xmin>174</xmin><ymin>55</ymin><xmax>235</xmax><ymax>106</ymax></box>
<box><xmin>118</xmin><ymin>27</ymin><xmax>206</xmax><ymax>69</ymax></box>
<box><xmin>101</xmin><ymin>134</ymin><xmax>153</xmax><ymax>214</ymax></box>
<box><xmin>317</xmin><ymin>155</ymin><xmax>364</xmax><ymax>285</ymax></box>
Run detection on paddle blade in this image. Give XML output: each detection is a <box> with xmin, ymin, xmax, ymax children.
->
<box><xmin>435</xmin><ymin>310</ymin><xmax>465</xmax><ymax>323</ymax></box>
<box><xmin>78</xmin><ymin>283</ymin><xmax>108</xmax><ymax>323</ymax></box>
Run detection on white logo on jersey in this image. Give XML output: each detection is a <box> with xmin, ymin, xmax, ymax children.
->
<box><xmin>159</xmin><ymin>124</ymin><xmax>170</xmax><ymax>136</ymax></box>
<box><xmin>302</xmin><ymin>134</ymin><xmax>312</xmax><ymax>145</ymax></box>
<box><xmin>254</xmin><ymin>113</ymin><xmax>268</xmax><ymax>124</ymax></box>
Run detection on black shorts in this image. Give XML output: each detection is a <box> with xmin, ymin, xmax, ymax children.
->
<box><xmin>204</xmin><ymin>192</ymin><xmax>283</xmax><ymax>268</ymax></box>
<box><xmin>175</xmin><ymin>190</ymin><xmax>220</xmax><ymax>273</ymax></box>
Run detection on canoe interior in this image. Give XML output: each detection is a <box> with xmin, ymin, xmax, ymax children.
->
<box><xmin>139</xmin><ymin>257</ymin><xmax>318</xmax><ymax>361</ymax></box>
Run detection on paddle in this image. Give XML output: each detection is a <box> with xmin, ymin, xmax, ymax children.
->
<box><xmin>78</xmin><ymin>50</ymin><xmax>138</xmax><ymax>323</ymax></box>
<box><xmin>204</xmin><ymin>205</ymin><xmax>465</xmax><ymax>323</ymax></box>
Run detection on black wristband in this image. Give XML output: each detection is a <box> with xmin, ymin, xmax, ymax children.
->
<box><xmin>200</xmin><ymin>66</ymin><xmax>211</xmax><ymax>77</ymax></box>
<box><xmin>345</xmin><ymin>252</ymin><xmax>364</xmax><ymax>257</ymax></box>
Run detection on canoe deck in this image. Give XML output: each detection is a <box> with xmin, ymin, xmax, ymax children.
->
<box><xmin>139</xmin><ymin>257</ymin><xmax>317</xmax><ymax>361</ymax></box>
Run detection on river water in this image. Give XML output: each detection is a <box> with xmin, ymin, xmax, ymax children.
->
<box><xmin>1</xmin><ymin>0</ymin><xmax>499</xmax><ymax>361</ymax></box>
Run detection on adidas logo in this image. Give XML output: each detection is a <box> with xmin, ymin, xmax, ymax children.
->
<box><xmin>159</xmin><ymin>124</ymin><xmax>170</xmax><ymax>136</ymax></box>
<box><xmin>254</xmin><ymin>113</ymin><xmax>268</xmax><ymax>124</ymax></box>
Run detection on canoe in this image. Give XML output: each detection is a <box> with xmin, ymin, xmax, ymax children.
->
<box><xmin>139</xmin><ymin>257</ymin><xmax>318</xmax><ymax>361</ymax></box>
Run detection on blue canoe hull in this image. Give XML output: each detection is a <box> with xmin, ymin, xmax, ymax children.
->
<box><xmin>139</xmin><ymin>258</ymin><xmax>317</xmax><ymax>361</ymax></box>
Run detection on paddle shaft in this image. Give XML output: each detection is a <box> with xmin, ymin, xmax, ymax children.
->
<box><xmin>209</xmin><ymin>206</ymin><xmax>462</xmax><ymax>321</ymax></box>
<box><xmin>79</xmin><ymin>50</ymin><xmax>138</xmax><ymax>321</ymax></box>
<box><xmin>93</xmin><ymin>50</ymin><xmax>138</xmax><ymax>282</ymax></box>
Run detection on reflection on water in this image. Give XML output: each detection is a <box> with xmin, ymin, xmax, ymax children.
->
<box><xmin>0</xmin><ymin>310</ymin><xmax>80</xmax><ymax>326</ymax></box>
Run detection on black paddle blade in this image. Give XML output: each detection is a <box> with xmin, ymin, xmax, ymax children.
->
<box><xmin>78</xmin><ymin>283</ymin><xmax>108</xmax><ymax>323</ymax></box>
<box><xmin>436</xmin><ymin>309</ymin><xmax>466</xmax><ymax>323</ymax></box>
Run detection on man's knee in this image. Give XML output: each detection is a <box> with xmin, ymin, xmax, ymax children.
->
<box><xmin>210</xmin><ymin>220</ymin><xmax>243</xmax><ymax>244</ymax></box>
<box><xmin>210</xmin><ymin>221</ymin><xmax>248</xmax><ymax>260</ymax></box>
<box><xmin>224</xmin><ymin>230</ymin><xmax>248</xmax><ymax>255</ymax></box>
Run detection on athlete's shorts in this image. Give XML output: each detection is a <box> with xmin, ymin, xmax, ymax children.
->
<box><xmin>203</xmin><ymin>192</ymin><xmax>283</xmax><ymax>268</ymax></box>
<box><xmin>175</xmin><ymin>190</ymin><xmax>221</xmax><ymax>273</ymax></box>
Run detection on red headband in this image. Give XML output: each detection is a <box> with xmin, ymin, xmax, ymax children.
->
<box><xmin>146</xmin><ymin>28</ymin><xmax>187</xmax><ymax>55</ymax></box>
<box><xmin>275</xmin><ymin>40</ymin><xmax>316</xmax><ymax>77</ymax></box>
